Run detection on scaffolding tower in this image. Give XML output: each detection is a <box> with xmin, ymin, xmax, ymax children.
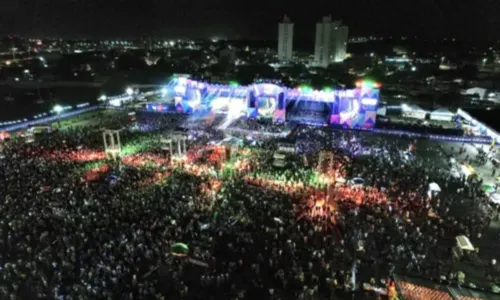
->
<box><xmin>160</xmin><ymin>135</ymin><xmax>187</xmax><ymax>158</ymax></box>
<box><xmin>103</xmin><ymin>130</ymin><xmax>121</xmax><ymax>161</ymax></box>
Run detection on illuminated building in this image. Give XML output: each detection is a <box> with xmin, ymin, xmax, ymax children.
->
<box><xmin>278</xmin><ymin>15</ymin><xmax>294</xmax><ymax>61</ymax></box>
<box><xmin>314</xmin><ymin>17</ymin><xmax>348</xmax><ymax>67</ymax></box>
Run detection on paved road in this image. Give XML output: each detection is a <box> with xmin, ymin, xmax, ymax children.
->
<box><xmin>440</xmin><ymin>143</ymin><xmax>498</xmax><ymax>186</ymax></box>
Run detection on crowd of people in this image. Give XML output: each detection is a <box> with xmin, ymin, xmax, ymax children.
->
<box><xmin>0</xmin><ymin>111</ymin><xmax>499</xmax><ymax>300</ymax></box>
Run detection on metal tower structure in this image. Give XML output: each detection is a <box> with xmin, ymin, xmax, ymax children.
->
<box><xmin>103</xmin><ymin>130</ymin><xmax>121</xmax><ymax>160</ymax></box>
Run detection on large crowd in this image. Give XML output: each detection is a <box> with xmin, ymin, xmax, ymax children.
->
<box><xmin>1</xmin><ymin>111</ymin><xmax>499</xmax><ymax>300</ymax></box>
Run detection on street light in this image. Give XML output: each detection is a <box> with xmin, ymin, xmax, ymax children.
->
<box><xmin>99</xmin><ymin>95</ymin><xmax>107</xmax><ymax>101</ymax></box>
<box><xmin>53</xmin><ymin>105</ymin><xmax>63</xmax><ymax>114</ymax></box>
<box><xmin>126</xmin><ymin>87</ymin><xmax>134</xmax><ymax>96</ymax></box>
<box><xmin>53</xmin><ymin>105</ymin><xmax>64</xmax><ymax>127</ymax></box>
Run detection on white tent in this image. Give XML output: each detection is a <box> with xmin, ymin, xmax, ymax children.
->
<box><xmin>377</xmin><ymin>107</ymin><xmax>387</xmax><ymax>116</ymax></box>
<box><xmin>402</xmin><ymin>104</ymin><xmax>427</xmax><ymax>120</ymax></box>
<box><xmin>273</xmin><ymin>160</ymin><xmax>286</xmax><ymax>167</ymax></box>
<box><xmin>349</xmin><ymin>177</ymin><xmax>365</xmax><ymax>186</ymax></box>
<box><xmin>273</xmin><ymin>153</ymin><xmax>286</xmax><ymax>160</ymax></box>
<box><xmin>462</xmin><ymin>87</ymin><xmax>487</xmax><ymax>100</ymax></box>
<box><xmin>429</xmin><ymin>182</ymin><xmax>441</xmax><ymax>192</ymax></box>
<box><xmin>456</xmin><ymin>235</ymin><xmax>475</xmax><ymax>251</ymax></box>
<box><xmin>336</xmin><ymin>177</ymin><xmax>347</xmax><ymax>183</ymax></box>
<box><xmin>430</xmin><ymin>108</ymin><xmax>455</xmax><ymax>122</ymax></box>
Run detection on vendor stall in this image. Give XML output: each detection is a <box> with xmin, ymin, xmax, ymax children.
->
<box><xmin>430</xmin><ymin>108</ymin><xmax>455</xmax><ymax>122</ymax></box>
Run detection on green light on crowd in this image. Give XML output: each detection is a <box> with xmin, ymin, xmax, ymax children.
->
<box><xmin>299</xmin><ymin>85</ymin><xmax>313</xmax><ymax>92</ymax></box>
<box><xmin>361</xmin><ymin>80</ymin><xmax>375</xmax><ymax>88</ymax></box>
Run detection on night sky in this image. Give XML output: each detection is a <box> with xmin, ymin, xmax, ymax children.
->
<box><xmin>1</xmin><ymin>0</ymin><xmax>500</xmax><ymax>41</ymax></box>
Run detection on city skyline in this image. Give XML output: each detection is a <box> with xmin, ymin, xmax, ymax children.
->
<box><xmin>1</xmin><ymin>0</ymin><xmax>500</xmax><ymax>41</ymax></box>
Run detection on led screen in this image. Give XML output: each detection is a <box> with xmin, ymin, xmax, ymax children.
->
<box><xmin>257</xmin><ymin>97</ymin><xmax>277</xmax><ymax>118</ymax></box>
<box><xmin>286</xmin><ymin>100</ymin><xmax>331</xmax><ymax>125</ymax></box>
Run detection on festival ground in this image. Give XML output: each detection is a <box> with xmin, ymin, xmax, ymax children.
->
<box><xmin>2</xmin><ymin>111</ymin><xmax>500</xmax><ymax>299</ymax></box>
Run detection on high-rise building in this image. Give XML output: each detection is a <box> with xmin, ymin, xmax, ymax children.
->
<box><xmin>278</xmin><ymin>16</ymin><xmax>294</xmax><ymax>61</ymax></box>
<box><xmin>313</xmin><ymin>16</ymin><xmax>348</xmax><ymax>67</ymax></box>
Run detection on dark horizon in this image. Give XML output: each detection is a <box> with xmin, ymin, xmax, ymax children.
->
<box><xmin>1</xmin><ymin>0</ymin><xmax>500</xmax><ymax>42</ymax></box>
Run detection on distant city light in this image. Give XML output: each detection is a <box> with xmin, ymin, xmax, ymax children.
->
<box><xmin>411</xmin><ymin>66</ymin><xmax>417</xmax><ymax>72</ymax></box>
<box><xmin>76</xmin><ymin>103</ymin><xmax>90</xmax><ymax>108</ymax></box>
<box><xmin>126</xmin><ymin>87</ymin><xmax>134</xmax><ymax>96</ymax></box>
<box><xmin>53</xmin><ymin>105</ymin><xmax>63</xmax><ymax>114</ymax></box>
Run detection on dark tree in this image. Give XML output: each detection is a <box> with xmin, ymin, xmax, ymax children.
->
<box><xmin>456</xmin><ymin>64</ymin><xmax>478</xmax><ymax>80</ymax></box>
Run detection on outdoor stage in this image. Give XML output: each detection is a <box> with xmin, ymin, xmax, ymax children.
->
<box><xmin>145</xmin><ymin>76</ymin><xmax>380</xmax><ymax>129</ymax></box>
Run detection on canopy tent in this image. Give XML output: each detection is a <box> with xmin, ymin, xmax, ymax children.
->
<box><xmin>336</xmin><ymin>177</ymin><xmax>347</xmax><ymax>183</ymax></box>
<box><xmin>349</xmin><ymin>177</ymin><xmax>365</xmax><ymax>185</ymax></box>
<box><xmin>273</xmin><ymin>160</ymin><xmax>286</xmax><ymax>167</ymax></box>
<box><xmin>490</xmin><ymin>193</ymin><xmax>500</xmax><ymax>204</ymax></box>
<box><xmin>462</xmin><ymin>87</ymin><xmax>487</xmax><ymax>100</ymax></box>
<box><xmin>277</xmin><ymin>143</ymin><xmax>296</xmax><ymax>153</ymax></box>
<box><xmin>402</xmin><ymin>104</ymin><xmax>427</xmax><ymax>120</ymax></box>
<box><xmin>456</xmin><ymin>235</ymin><xmax>475</xmax><ymax>251</ymax></box>
<box><xmin>430</xmin><ymin>108</ymin><xmax>455</xmax><ymax>122</ymax></box>
<box><xmin>171</xmin><ymin>242</ymin><xmax>189</xmax><ymax>256</ymax></box>
<box><xmin>428</xmin><ymin>182</ymin><xmax>441</xmax><ymax>192</ymax></box>
<box><xmin>273</xmin><ymin>153</ymin><xmax>286</xmax><ymax>160</ymax></box>
<box><xmin>376</xmin><ymin>106</ymin><xmax>387</xmax><ymax>116</ymax></box>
